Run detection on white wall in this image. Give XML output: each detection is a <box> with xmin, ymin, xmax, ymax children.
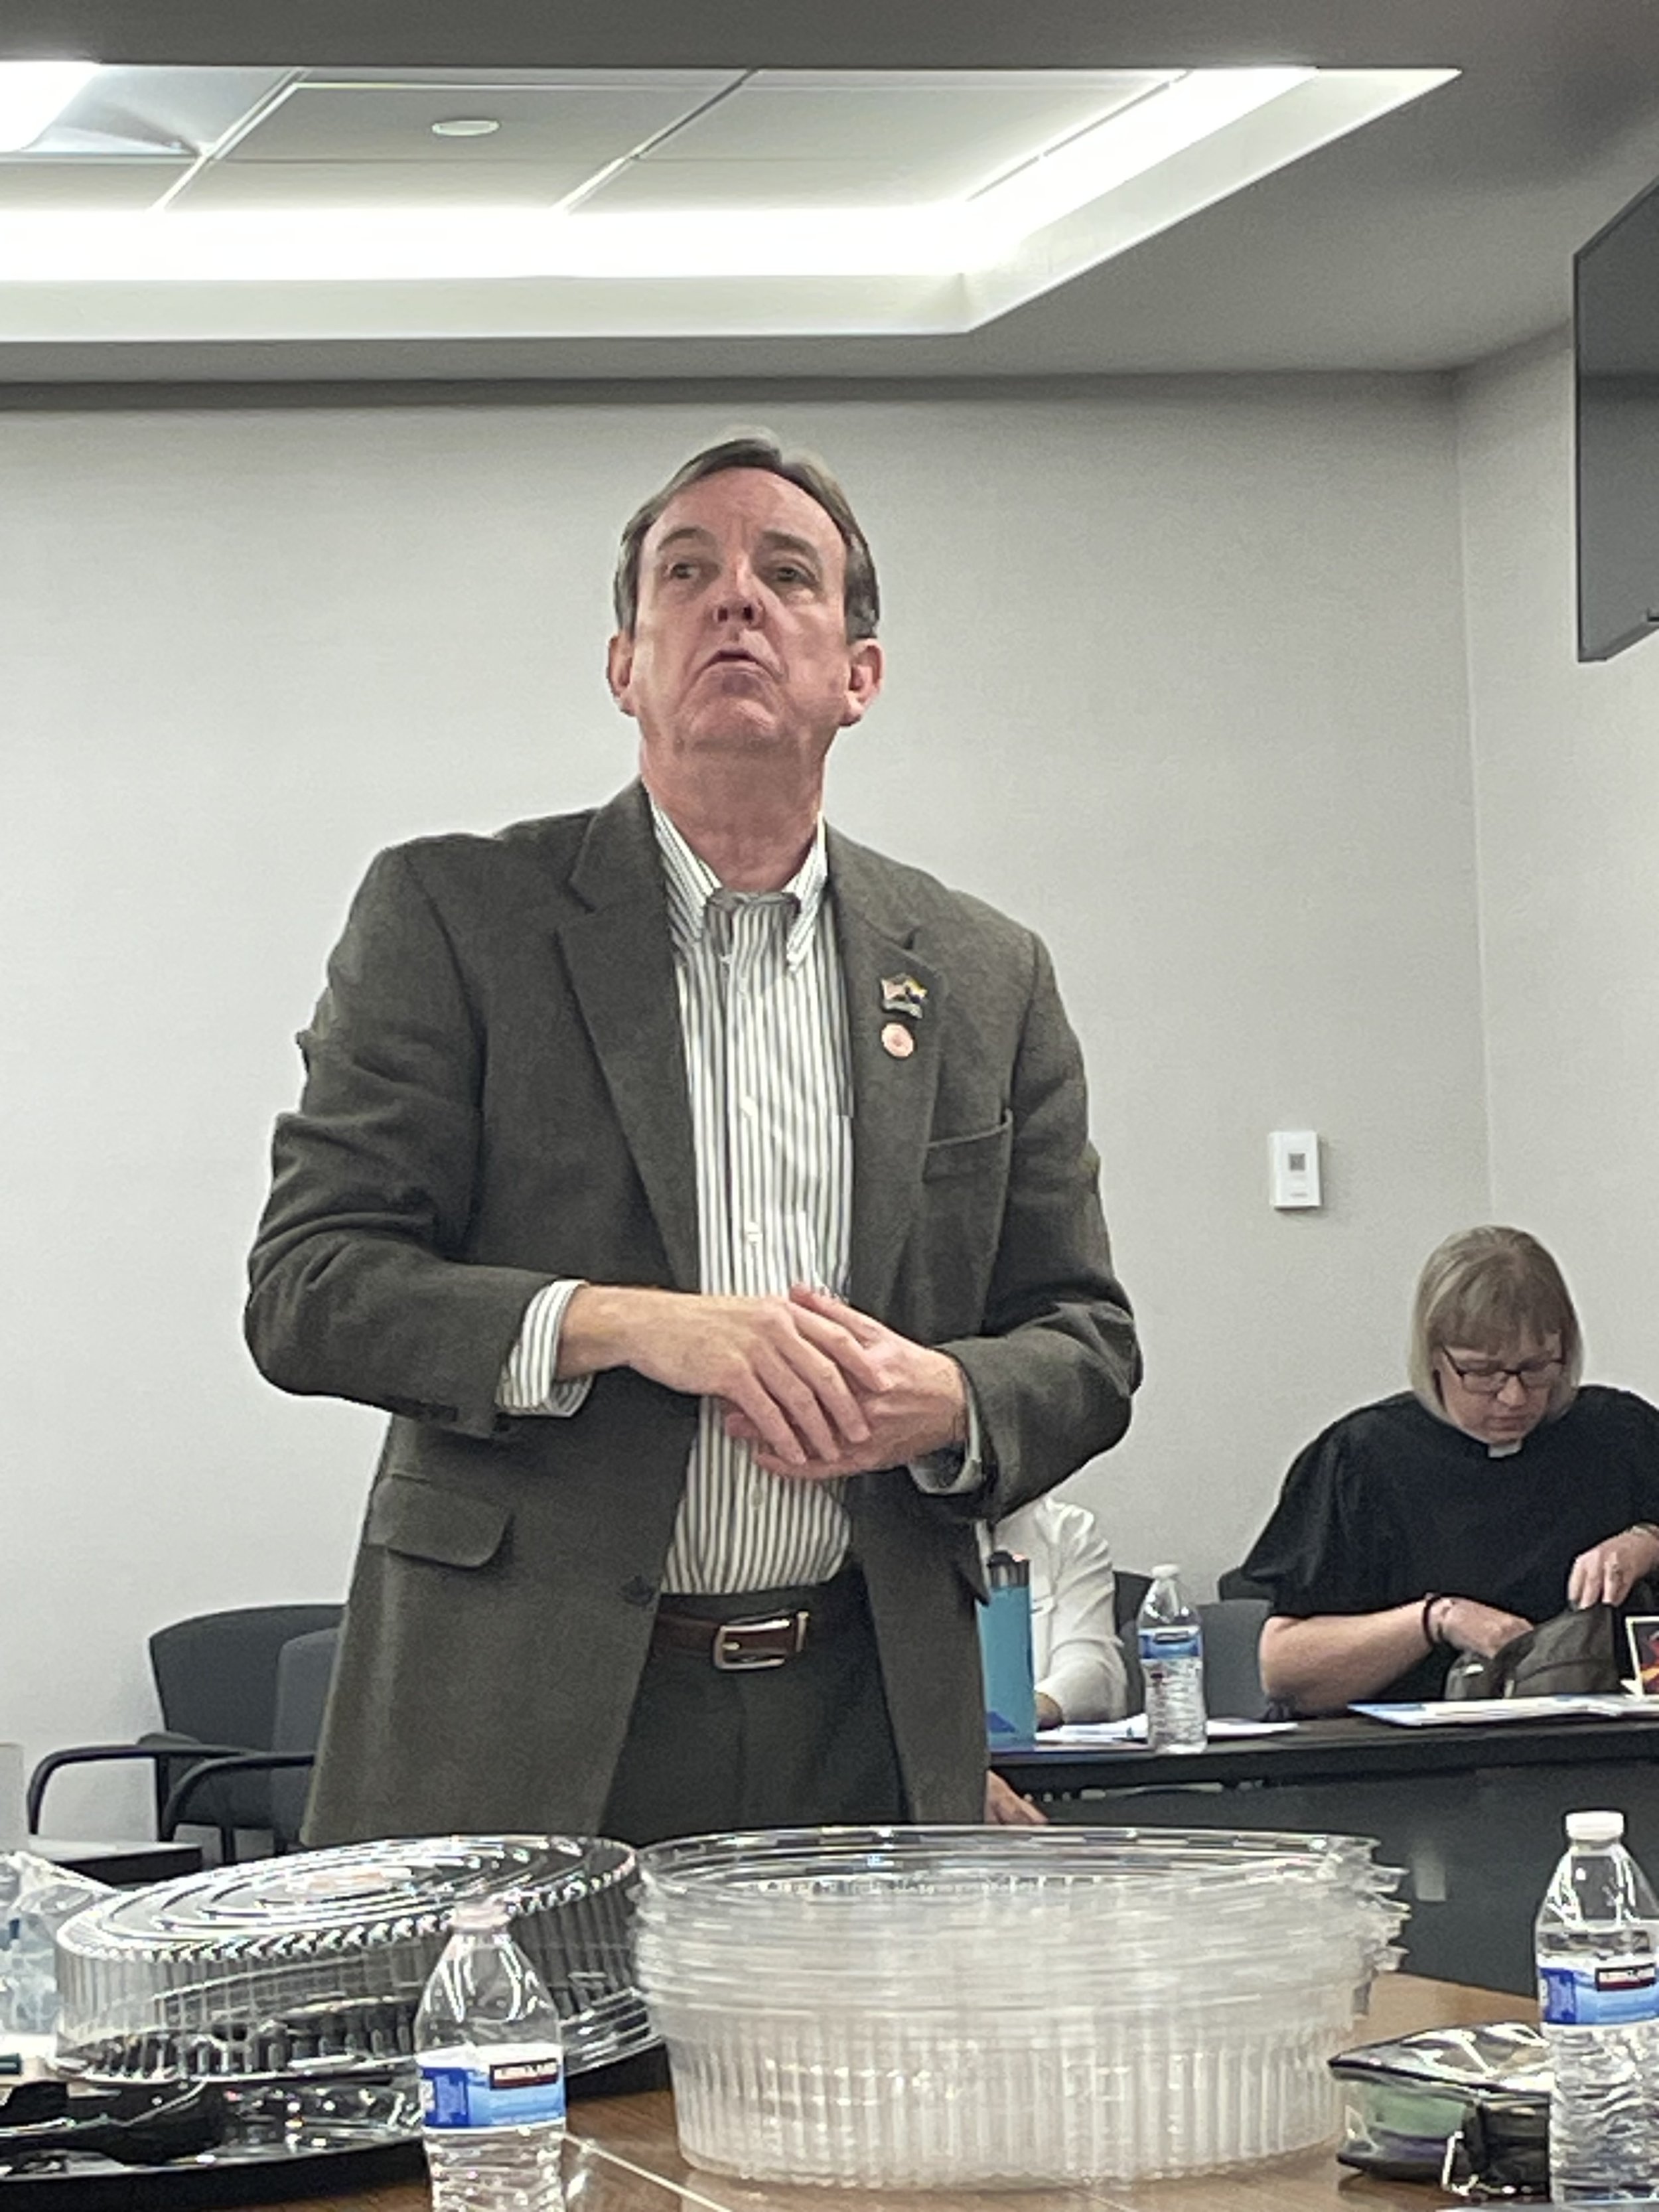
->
<box><xmin>1457</xmin><ymin>339</ymin><xmax>1659</xmax><ymax>1399</ymax></box>
<box><xmin>1</xmin><ymin>381</ymin><xmax>1491</xmax><ymax>1828</ymax></box>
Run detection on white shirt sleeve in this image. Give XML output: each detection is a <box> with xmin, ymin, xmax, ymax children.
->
<box><xmin>496</xmin><ymin>1279</ymin><xmax>594</xmax><ymax>1416</ymax></box>
<box><xmin>908</xmin><ymin>1392</ymin><xmax>987</xmax><ymax>1497</ymax></box>
<box><xmin>1009</xmin><ymin>1499</ymin><xmax>1129</xmax><ymax>1722</ymax></box>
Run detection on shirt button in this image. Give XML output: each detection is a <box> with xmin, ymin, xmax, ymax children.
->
<box><xmin>745</xmin><ymin>1223</ymin><xmax>762</xmax><ymax>1243</ymax></box>
<box><xmin>740</xmin><ymin>1096</ymin><xmax>757</xmax><ymax>1118</ymax></box>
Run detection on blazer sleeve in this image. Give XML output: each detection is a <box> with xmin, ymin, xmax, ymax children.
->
<box><xmin>940</xmin><ymin>935</ymin><xmax>1140</xmax><ymax>1519</ymax></box>
<box><xmin>245</xmin><ymin>846</ymin><xmax>554</xmax><ymax>1439</ymax></box>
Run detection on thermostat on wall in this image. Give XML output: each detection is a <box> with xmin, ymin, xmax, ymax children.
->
<box><xmin>1270</xmin><ymin>1130</ymin><xmax>1322</xmax><ymax>1210</ymax></box>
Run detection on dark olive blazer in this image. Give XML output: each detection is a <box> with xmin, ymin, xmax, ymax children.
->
<box><xmin>246</xmin><ymin>782</ymin><xmax>1138</xmax><ymax>1840</ymax></box>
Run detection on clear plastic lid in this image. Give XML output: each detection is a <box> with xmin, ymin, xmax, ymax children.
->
<box><xmin>54</xmin><ymin>1834</ymin><xmax>649</xmax><ymax>2084</ymax></box>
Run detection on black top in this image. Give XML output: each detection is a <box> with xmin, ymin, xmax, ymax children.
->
<box><xmin>1242</xmin><ymin>1386</ymin><xmax>1659</xmax><ymax>1702</ymax></box>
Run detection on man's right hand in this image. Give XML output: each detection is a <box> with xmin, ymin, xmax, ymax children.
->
<box><xmin>556</xmin><ymin>1284</ymin><xmax>888</xmax><ymax>1470</ymax></box>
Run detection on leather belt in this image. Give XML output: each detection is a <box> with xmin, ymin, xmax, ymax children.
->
<box><xmin>651</xmin><ymin>1572</ymin><xmax>864</xmax><ymax>1672</ymax></box>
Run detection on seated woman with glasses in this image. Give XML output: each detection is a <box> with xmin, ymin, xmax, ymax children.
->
<box><xmin>1242</xmin><ymin>1225</ymin><xmax>1659</xmax><ymax>1714</ymax></box>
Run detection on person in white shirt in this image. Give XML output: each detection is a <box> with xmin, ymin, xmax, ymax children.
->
<box><xmin>989</xmin><ymin>1495</ymin><xmax>1128</xmax><ymax>1726</ymax></box>
<box><xmin>983</xmin><ymin>1494</ymin><xmax>1127</xmax><ymax>1824</ymax></box>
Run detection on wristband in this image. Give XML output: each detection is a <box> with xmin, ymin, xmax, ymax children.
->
<box><xmin>1420</xmin><ymin>1593</ymin><xmax>1446</xmax><ymax>1649</ymax></box>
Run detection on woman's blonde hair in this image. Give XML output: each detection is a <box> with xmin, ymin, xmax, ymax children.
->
<box><xmin>1407</xmin><ymin>1225</ymin><xmax>1583</xmax><ymax>1420</ymax></box>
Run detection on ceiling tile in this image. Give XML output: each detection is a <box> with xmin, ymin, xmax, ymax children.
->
<box><xmin>638</xmin><ymin>70</ymin><xmax>1165</xmax><ymax>182</ymax></box>
<box><xmin>0</xmin><ymin>159</ymin><xmax>187</xmax><ymax>210</ymax></box>
<box><xmin>42</xmin><ymin>66</ymin><xmax>295</xmax><ymax>157</ymax></box>
<box><xmin>169</xmin><ymin>160</ymin><xmax>605</xmax><ymax>211</ymax></box>
<box><xmin>222</xmin><ymin>82</ymin><xmax>730</xmax><ymax>167</ymax></box>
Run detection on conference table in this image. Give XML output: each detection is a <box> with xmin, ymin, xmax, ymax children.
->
<box><xmin>995</xmin><ymin>1706</ymin><xmax>1659</xmax><ymax>1993</ymax></box>
<box><xmin>242</xmin><ymin>1970</ymin><xmax>1526</xmax><ymax>2211</ymax></box>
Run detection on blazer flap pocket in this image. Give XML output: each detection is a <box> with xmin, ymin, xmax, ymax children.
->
<box><xmin>368</xmin><ymin>1473</ymin><xmax>510</xmax><ymax>1569</ymax></box>
<box><xmin>922</xmin><ymin>1114</ymin><xmax>1013</xmax><ymax>1182</ymax></box>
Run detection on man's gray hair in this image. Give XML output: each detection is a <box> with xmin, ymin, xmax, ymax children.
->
<box><xmin>611</xmin><ymin>431</ymin><xmax>881</xmax><ymax>643</ymax></box>
<box><xmin>1406</xmin><ymin>1224</ymin><xmax>1583</xmax><ymax>1420</ymax></box>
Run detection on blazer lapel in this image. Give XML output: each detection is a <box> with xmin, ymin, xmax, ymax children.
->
<box><xmin>830</xmin><ymin>833</ymin><xmax>944</xmax><ymax>1319</ymax></box>
<box><xmin>558</xmin><ymin>786</ymin><xmax>701</xmax><ymax>1291</ymax></box>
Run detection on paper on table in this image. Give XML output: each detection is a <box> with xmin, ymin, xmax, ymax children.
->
<box><xmin>1039</xmin><ymin>1716</ymin><xmax>1298</xmax><ymax>1745</ymax></box>
<box><xmin>1350</xmin><ymin>1694</ymin><xmax>1654</xmax><ymax>1727</ymax></box>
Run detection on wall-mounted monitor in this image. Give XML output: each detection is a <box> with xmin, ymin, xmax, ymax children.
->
<box><xmin>1575</xmin><ymin>174</ymin><xmax>1659</xmax><ymax>662</ymax></box>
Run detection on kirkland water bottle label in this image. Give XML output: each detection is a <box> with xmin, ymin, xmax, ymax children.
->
<box><xmin>419</xmin><ymin>2050</ymin><xmax>567</xmax><ymax>2130</ymax></box>
<box><xmin>1139</xmin><ymin>1628</ymin><xmax>1201</xmax><ymax>1662</ymax></box>
<box><xmin>1540</xmin><ymin>1958</ymin><xmax>1659</xmax><ymax>2026</ymax></box>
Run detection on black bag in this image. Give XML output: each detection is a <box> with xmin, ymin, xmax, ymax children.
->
<box><xmin>1443</xmin><ymin>1602</ymin><xmax>1623</xmax><ymax>1700</ymax></box>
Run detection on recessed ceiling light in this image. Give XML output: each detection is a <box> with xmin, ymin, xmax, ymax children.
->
<box><xmin>0</xmin><ymin>58</ymin><xmax>100</xmax><ymax>153</ymax></box>
<box><xmin>431</xmin><ymin>117</ymin><xmax>500</xmax><ymax>139</ymax></box>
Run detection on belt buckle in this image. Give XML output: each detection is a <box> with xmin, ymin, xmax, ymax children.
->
<box><xmin>712</xmin><ymin>1611</ymin><xmax>808</xmax><ymax>1670</ymax></box>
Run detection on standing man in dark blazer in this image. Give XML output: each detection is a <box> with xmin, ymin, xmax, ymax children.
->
<box><xmin>247</xmin><ymin>433</ymin><xmax>1139</xmax><ymax>1846</ymax></box>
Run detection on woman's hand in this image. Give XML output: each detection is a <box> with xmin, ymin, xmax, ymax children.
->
<box><xmin>1436</xmin><ymin>1595</ymin><xmax>1533</xmax><ymax>1656</ymax></box>
<box><xmin>1569</xmin><ymin>1527</ymin><xmax>1659</xmax><ymax>1609</ymax></box>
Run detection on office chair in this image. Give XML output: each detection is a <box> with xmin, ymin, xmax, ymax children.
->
<box><xmin>1197</xmin><ymin>1598</ymin><xmax>1272</xmax><ymax>1720</ymax></box>
<box><xmin>28</xmin><ymin>1603</ymin><xmax>343</xmax><ymax>1860</ymax></box>
<box><xmin>161</xmin><ymin>1624</ymin><xmax>340</xmax><ymax>1858</ymax></box>
<box><xmin>1113</xmin><ymin>1569</ymin><xmax>1152</xmax><ymax>1712</ymax></box>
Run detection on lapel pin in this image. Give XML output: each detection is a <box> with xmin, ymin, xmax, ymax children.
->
<box><xmin>881</xmin><ymin>974</ymin><xmax>928</xmax><ymax>1019</ymax></box>
<box><xmin>881</xmin><ymin>1021</ymin><xmax>916</xmax><ymax>1060</ymax></box>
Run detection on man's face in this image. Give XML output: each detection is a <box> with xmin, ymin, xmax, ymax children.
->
<box><xmin>607</xmin><ymin>468</ymin><xmax>883</xmax><ymax>785</ymax></box>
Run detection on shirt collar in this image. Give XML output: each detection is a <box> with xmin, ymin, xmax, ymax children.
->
<box><xmin>648</xmin><ymin>796</ymin><xmax>829</xmax><ymax>969</ymax></box>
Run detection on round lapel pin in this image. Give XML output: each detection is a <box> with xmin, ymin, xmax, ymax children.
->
<box><xmin>881</xmin><ymin>1022</ymin><xmax>916</xmax><ymax>1059</ymax></box>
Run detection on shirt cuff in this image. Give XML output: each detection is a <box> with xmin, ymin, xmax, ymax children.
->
<box><xmin>908</xmin><ymin>1392</ymin><xmax>985</xmax><ymax>1497</ymax></box>
<box><xmin>496</xmin><ymin>1280</ymin><xmax>594</xmax><ymax>1416</ymax></box>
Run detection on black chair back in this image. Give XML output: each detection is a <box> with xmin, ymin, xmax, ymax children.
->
<box><xmin>267</xmin><ymin>1627</ymin><xmax>340</xmax><ymax>1849</ymax></box>
<box><xmin>145</xmin><ymin>1604</ymin><xmax>343</xmax><ymax>1838</ymax></box>
<box><xmin>1198</xmin><ymin>1598</ymin><xmax>1271</xmax><ymax>1720</ymax></box>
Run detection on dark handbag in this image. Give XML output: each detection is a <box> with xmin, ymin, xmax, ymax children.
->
<box><xmin>1444</xmin><ymin>1602</ymin><xmax>1622</xmax><ymax>1700</ymax></box>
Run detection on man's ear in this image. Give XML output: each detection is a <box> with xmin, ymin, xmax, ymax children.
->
<box><xmin>839</xmin><ymin>638</ymin><xmax>885</xmax><ymax>728</ymax></box>
<box><xmin>607</xmin><ymin>632</ymin><xmax>636</xmax><ymax>715</ymax></box>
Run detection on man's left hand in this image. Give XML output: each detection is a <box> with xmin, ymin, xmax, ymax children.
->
<box><xmin>722</xmin><ymin>1284</ymin><xmax>968</xmax><ymax>1479</ymax></box>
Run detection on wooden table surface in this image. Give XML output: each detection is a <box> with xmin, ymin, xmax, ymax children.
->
<box><xmin>261</xmin><ymin>1972</ymin><xmax>1530</xmax><ymax>2212</ymax></box>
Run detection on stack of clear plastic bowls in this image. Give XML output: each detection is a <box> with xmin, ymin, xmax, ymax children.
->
<box><xmin>636</xmin><ymin>1825</ymin><xmax>1406</xmax><ymax>2187</ymax></box>
<box><xmin>54</xmin><ymin>1834</ymin><xmax>649</xmax><ymax>2084</ymax></box>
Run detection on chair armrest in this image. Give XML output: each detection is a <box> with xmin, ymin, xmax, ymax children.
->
<box><xmin>159</xmin><ymin>1753</ymin><xmax>317</xmax><ymax>1841</ymax></box>
<box><xmin>27</xmin><ymin>1743</ymin><xmax>246</xmax><ymax>1833</ymax></box>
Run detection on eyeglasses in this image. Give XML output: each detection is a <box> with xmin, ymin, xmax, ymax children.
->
<box><xmin>1439</xmin><ymin>1349</ymin><xmax>1563</xmax><ymax>1396</ymax></box>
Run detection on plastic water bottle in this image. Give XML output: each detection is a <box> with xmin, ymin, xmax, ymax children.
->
<box><xmin>415</xmin><ymin>1895</ymin><xmax>567</xmax><ymax>2212</ymax></box>
<box><xmin>1137</xmin><ymin>1565</ymin><xmax>1206</xmax><ymax>1753</ymax></box>
<box><xmin>1536</xmin><ymin>1808</ymin><xmax>1659</xmax><ymax>2203</ymax></box>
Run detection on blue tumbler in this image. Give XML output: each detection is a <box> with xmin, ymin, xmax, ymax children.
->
<box><xmin>979</xmin><ymin>1549</ymin><xmax>1037</xmax><ymax>1745</ymax></box>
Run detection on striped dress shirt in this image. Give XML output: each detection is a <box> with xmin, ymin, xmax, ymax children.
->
<box><xmin>500</xmin><ymin>800</ymin><xmax>854</xmax><ymax>1593</ymax></box>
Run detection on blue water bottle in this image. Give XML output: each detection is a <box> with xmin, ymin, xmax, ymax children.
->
<box><xmin>980</xmin><ymin>1549</ymin><xmax>1038</xmax><ymax>1745</ymax></box>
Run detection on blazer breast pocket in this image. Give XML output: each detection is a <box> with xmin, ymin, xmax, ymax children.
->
<box><xmin>366</xmin><ymin>1471</ymin><xmax>511</xmax><ymax>1571</ymax></box>
<box><xmin>922</xmin><ymin>1114</ymin><xmax>1013</xmax><ymax>1183</ymax></box>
